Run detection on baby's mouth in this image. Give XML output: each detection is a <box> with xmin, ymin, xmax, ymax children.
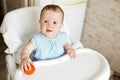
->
<box><xmin>46</xmin><ymin>29</ymin><xmax>52</xmax><ymax>32</ymax></box>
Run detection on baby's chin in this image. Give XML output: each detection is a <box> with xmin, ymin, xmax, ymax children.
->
<box><xmin>45</xmin><ymin>33</ymin><xmax>57</xmax><ymax>39</ymax></box>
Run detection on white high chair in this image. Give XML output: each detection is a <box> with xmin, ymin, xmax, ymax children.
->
<box><xmin>0</xmin><ymin>5</ymin><xmax>110</xmax><ymax>80</ymax></box>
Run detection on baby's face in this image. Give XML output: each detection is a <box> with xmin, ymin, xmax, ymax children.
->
<box><xmin>39</xmin><ymin>10</ymin><xmax>63</xmax><ymax>38</ymax></box>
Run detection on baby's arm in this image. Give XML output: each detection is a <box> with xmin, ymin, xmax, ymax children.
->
<box><xmin>64</xmin><ymin>43</ymin><xmax>76</xmax><ymax>58</ymax></box>
<box><xmin>20</xmin><ymin>41</ymin><xmax>34</xmax><ymax>71</ymax></box>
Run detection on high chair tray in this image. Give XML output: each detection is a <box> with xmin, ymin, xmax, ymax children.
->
<box><xmin>14</xmin><ymin>48</ymin><xmax>110</xmax><ymax>80</ymax></box>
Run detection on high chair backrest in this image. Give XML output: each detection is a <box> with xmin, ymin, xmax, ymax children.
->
<box><xmin>2</xmin><ymin>7</ymin><xmax>41</xmax><ymax>41</ymax></box>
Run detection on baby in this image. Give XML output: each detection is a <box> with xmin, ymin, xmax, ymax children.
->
<box><xmin>20</xmin><ymin>4</ymin><xmax>76</xmax><ymax>71</ymax></box>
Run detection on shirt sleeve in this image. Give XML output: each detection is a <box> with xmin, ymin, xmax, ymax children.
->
<box><xmin>30</xmin><ymin>35</ymin><xmax>37</xmax><ymax>50</ymax></box>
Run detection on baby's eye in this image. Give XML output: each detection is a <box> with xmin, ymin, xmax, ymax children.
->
<box><xmin>44</xmin><ymin>20</ymin><xmax>48</xmax><ymax>23</ymax></box>
<box><xmin>53</xmin><ymin>21</ymin><xmax>57</xmax><ymax>24</ymax></box>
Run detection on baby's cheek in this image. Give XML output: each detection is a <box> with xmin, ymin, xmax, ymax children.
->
<box><xmin>40</xmin><ymin>25</ymin><xmax>44</xmax><ymax>28</ymax></box>
<box><xmin>55</xmin><ymin>28</ymin><xmax>60</xmax><ymax>33</ymax></box>
<box><xmin>40</xmin><ymin>25</ymin><xmax>46</xmax><ymax>30</ymax></box>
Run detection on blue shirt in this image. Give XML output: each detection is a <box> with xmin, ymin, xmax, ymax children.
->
<box><xmin>30</xmin><ymin>32</ymin><xmax>68</xmax><ymax>61</ymax></box>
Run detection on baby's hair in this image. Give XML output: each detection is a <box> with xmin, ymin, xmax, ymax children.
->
<box><xmin>40</xmin><ymin>4</ymin><xmax>64</xmax><ymax>22</ymax></box>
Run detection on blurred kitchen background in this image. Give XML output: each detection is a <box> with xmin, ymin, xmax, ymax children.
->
<box><xmin>0</xmin><ymin>0</ymin><xmax>120</xmax><ymax>80</ymax></box>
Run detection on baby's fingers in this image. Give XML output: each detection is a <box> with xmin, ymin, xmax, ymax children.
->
<box><xmin>71</xmin><ymin>52</ymin><xmax>76</xmax><ymax>58</ymax></box>
<box><xmin>21</xmin><ymin>59</ymin><xmax>32</xmax><ymax>72</ymax></box>
<box><xmin>67</xmin><ymin>51</ymin><xmax>76</xmax><ymax>58</ymax></box>
<box><xmin>23</xmin><ymin>62</ymin><xmax>29</xmax><ymax>71</ymax></box>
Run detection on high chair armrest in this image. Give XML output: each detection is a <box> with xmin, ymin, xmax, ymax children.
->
<box><xmin>71</xmin><ymin>41</ymin><xmax>83</xmax><ymax>49</ymax></box>
<box><xmin>6</xmin><ymin>55</ymin><xmax>17</xmax><ymax>79</ymax></box>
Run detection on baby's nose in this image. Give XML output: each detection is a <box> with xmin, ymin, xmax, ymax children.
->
<box><xmin>48</xmin><ymin>23</ymin><xmax>53</xmax><ymax>29</ymax></box>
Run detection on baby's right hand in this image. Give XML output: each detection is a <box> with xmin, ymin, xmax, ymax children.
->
<box><xmin>20</xmin><ymin>57</ymin><xmax>33</xmax><ymax>72</ymax></box>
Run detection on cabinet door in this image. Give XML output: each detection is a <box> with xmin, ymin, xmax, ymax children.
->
<box><xmin>53</xmin><ymin>0</ymin><xmax>87</xmax><ymax>5</ymax></box>
<box><xmin>33</xmin><ymin>0</ymin><xmax>87</xmax><ymax>6</ymax></box>
<box><xmin>32</xmin><ymin>0</ymin><xmax>53</xmax><ymax>6</ymax></box>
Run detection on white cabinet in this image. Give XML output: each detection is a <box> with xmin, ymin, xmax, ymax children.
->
<box><xmin>31</xmin><ymin>0</ymin><xmax>87</xmax><ymax>6</ymax></box>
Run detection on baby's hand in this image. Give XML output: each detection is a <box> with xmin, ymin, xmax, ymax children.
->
<box><xmin>20</xmin><ymin>57</ymin><xmax>33</xmax><ymax>72</ymax></box>
<box><xmin>67</xmin><ymin>48</ymin><xmax>76</xmax><ymax>58</ymax></box>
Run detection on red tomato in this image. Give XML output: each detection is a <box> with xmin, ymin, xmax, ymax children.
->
<box><xmin>24</xmin><ymin>63</ymin><xmax>35</xmax><ymax>75</ymax></box>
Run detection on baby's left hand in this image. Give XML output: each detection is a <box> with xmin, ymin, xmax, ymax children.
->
<box><xmin>67</xmin><ymin>48</ymin><xmax>76</xmax><ymax>58</ymax></box>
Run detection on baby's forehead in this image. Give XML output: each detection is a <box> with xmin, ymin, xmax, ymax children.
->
<box><xmin>40</xmin><ymin>9</ymin><xmax>64</xmax><ymax>22</ymax></box>
<box><xmin>42</xmin><ymin>12</ymin><xmax>63</xmax><ymax>21</ymax></box>
<box><xmin>42</xmin><ymin>9</ymin><xmax>63</xmax><ymax>15</ymax></box>
<box><xmin>41</xmin><ymin>10</ymin><xmax>63</xmax><ymax>19</ymax></box>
